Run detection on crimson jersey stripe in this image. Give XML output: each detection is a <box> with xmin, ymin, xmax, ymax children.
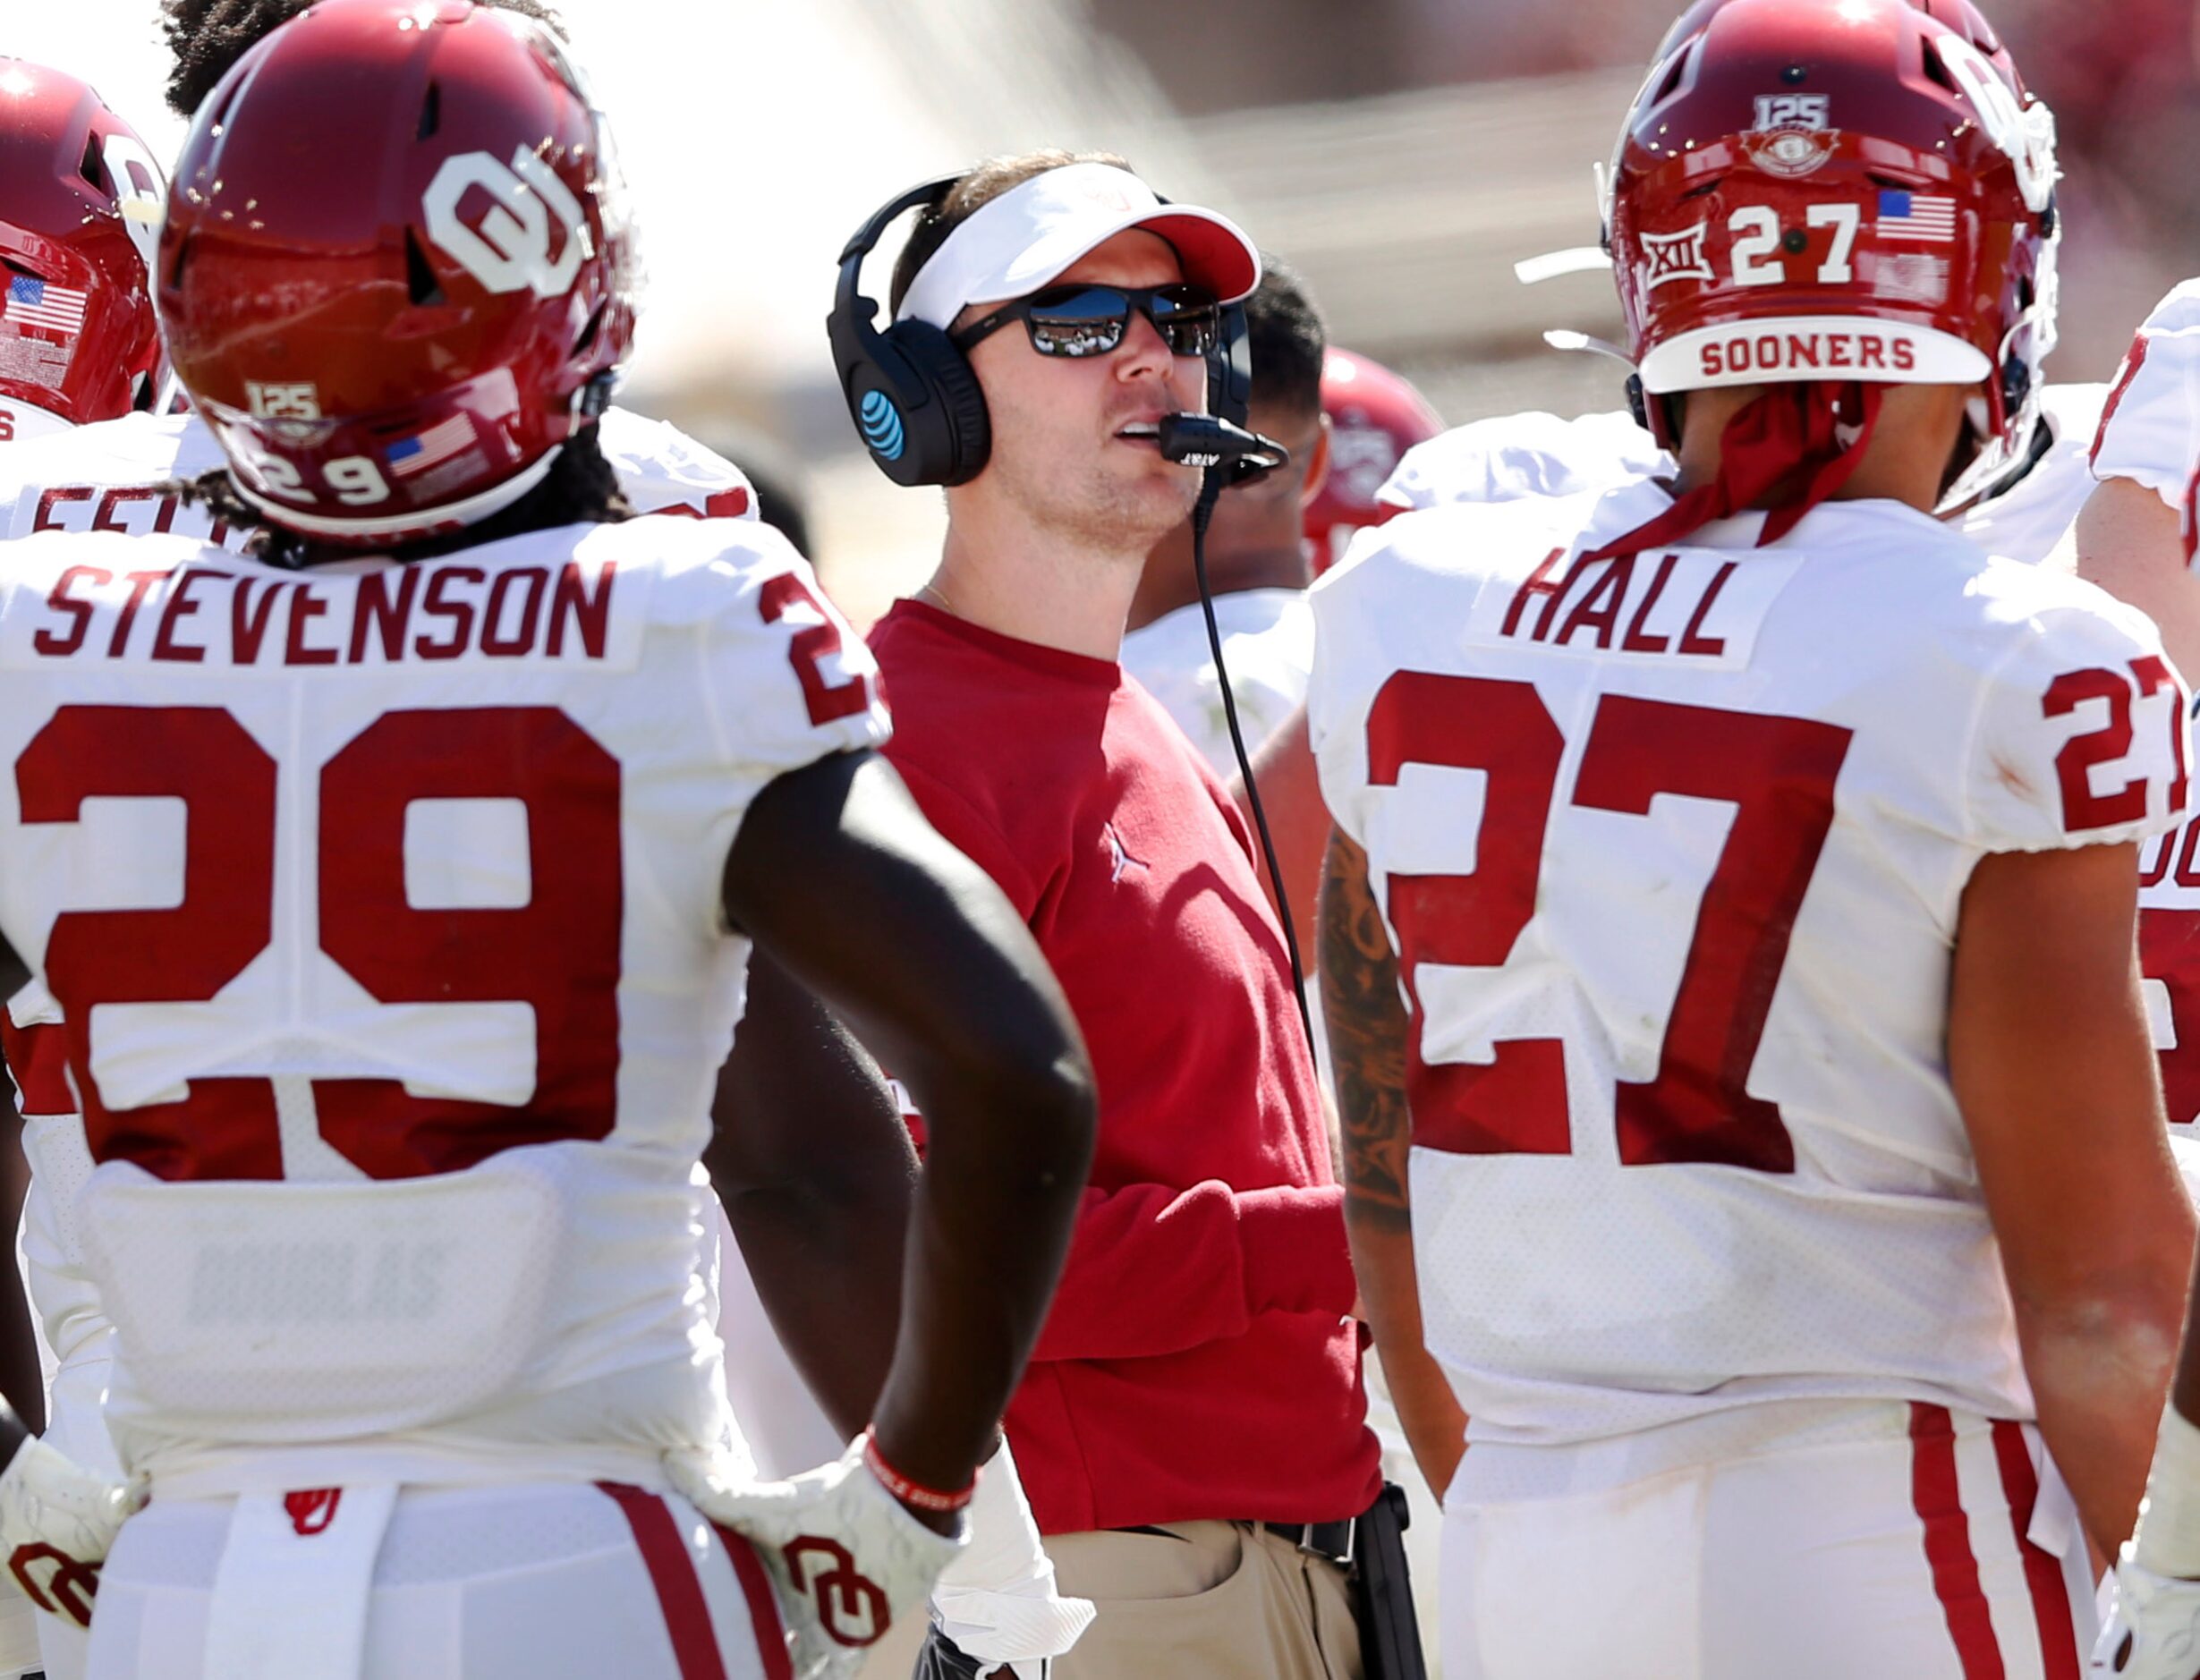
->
<box><xmin>2093</xmin><ymin>335</ymin><xmax>2150</xmax><ymax>466</ymax></box>
<box><xmin>0</xmin><ymin>1017</ymin><xmax>72</xmax><ymax>1117</ymax></box>
<box><xmin>598</xmin><ymin>1482</ymin><xmax>725</xmax><ymax>1680</ymax></box>
<box><xmin>712</xmin><ymin>1521</ymin><xmax>795</xmax><ymax>1680</ymax></box>
<box><xmin>1989</xmin><ymin>1421</ymin><xmax>2082</xmax><ymax>1680</ymax></box>
<box><xmin>1909</xmin><ymin>1403</ymin><xmax>2007</xmax><ymax>1680</ymax></box>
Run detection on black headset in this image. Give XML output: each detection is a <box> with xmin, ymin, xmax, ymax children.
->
<box><xmin>828</xmin><ymin>174</ymin><xmax>1253</xmax><ymax>488</ymax></box>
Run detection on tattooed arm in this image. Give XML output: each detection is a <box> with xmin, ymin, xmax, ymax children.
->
<box><xmin>1321</xmin><ymin>827</ymin><xmax>1468</xmax><ymax>1498</ymax></box>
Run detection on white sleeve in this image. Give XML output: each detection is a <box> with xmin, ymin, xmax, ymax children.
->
<box><xmin>2091</xmin><ymin>282</ymin><xmax>2200</xmax><ymax>518</ymax></box>
<box><xmin>1966</xmin><ymin>593</ymin><xmax>2191</xmax><ymax>853</ymax></box>
<box><xmin>1380</xmin><ymin>411</ymin><xmax>1667</xmax><ymax>513</ymax></box>
<box><xmin>696</xmin><ymin>540</ymin><xmax>889</xmax><ymax>790</ymax></box>
<box><xmin>599</xmin><ymin>410</ymin><xmax>761</xmax><ymax>522</ymax></box>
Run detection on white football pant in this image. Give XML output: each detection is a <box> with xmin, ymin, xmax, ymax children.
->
<box><xmin>1440</xmin><ymin>1399</ymin><xmax>2093</xmax><ymax>1680</ymax></box>
<box><xmin>84</xmin><ymin>1481</ymin><xmax>790</xmax><ymax>1680</ymax></box>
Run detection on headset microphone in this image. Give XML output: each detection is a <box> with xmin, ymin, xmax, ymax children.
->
<box><xmin>1156</xmin><ymin>413</ymin><xmax>1291</xmax><ymax>485</ymax></box>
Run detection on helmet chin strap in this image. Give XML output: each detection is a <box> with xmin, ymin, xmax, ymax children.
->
<box><xmin>1584</xmin><ymin>381</ymin><xmax>1884</xmax><ymax>561</ymax></box>
<box><xmin>226</xmin><ymin>446</ymin><xmax>563</xmax><ymax>546</ymax></box>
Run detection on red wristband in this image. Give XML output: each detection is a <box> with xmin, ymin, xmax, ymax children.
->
<box><xmin>861</xmin><ymin>1427</ymin><xmax>978</xmax><ymax>1514</ymax></box>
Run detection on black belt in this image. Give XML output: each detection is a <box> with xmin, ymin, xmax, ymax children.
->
<box><xmin>1111</xmin><ymin>1518</ymin><xmax>1358</xmax><ymax>1569</ymax></box>
<box><xmin>1261</xmin><ymin>1517</ymin><xmax>1355</xmax><ymax>1568</ymax></box>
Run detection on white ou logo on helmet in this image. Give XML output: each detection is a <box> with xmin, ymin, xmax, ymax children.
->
<box><xmin>1934</xmin><ymin>34</ymin><xmax>2059</xmax><ymax>214</ymax></box>
<box><xmin>421</xmin><ymin>147</ymin><xmax>592</xmax><ymax>299</ymax></box>
<box><xmin>100</xmin><ymin>132</ymin><xmax>166</xmax><ymax>274</ymax></box>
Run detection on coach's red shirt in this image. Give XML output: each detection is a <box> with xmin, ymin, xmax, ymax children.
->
<box><xmin>870</xmin><ymin>599</ymin><xmax>1380</xmax><ymax>1534</ymax></box>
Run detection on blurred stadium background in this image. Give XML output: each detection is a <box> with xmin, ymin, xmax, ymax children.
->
<box><xmin>18</xmin><ymin>0</ymin><xmax>2198</xmax><ymax>622</ymax></box>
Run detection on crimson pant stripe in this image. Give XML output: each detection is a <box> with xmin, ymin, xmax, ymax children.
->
<box><xmin>1910</xmin><ymin>1402</ymin><xmax>2007</xmax><ymax>1680</ymax></box>
<box><xmin>1989</xmin><ymin>1421</ymin><xmax>2082</xmax><ymax>1680</ymax></box>
<box><xmin>598</xmin><ymin>1482</ymin><xmax>725</xmax><ymax>1680</ymax></box>
<box><xmin>712</xmin><ymin>1521</ymin><xmax>795</xmax><ymax>1680</ymax></box>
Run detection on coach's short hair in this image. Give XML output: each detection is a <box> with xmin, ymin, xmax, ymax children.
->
<box><xmin>888</xmin><ymin>148</ymin><xmax>1134</xmax><ymax>318</ymax></box>
<box><xmin>1244</xmin><ymin>257</ymin><xmax>1327</xmax><ymax>425</ymax></box>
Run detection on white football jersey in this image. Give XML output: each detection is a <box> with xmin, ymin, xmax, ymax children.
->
<box><xmin>0</xmin><ymin>407</ymin><xmax>759</xmax><ymax>1453</ymax></box>
<box><xmin>1311</xmin><ymin>484</ymin><xmax>2187</xmax><ymax>1444</ymax></box>
<box><xmin>0</xmin><ymin>405</ymin><xmax>757</xmax><ymax>543</ymax></box>
<box><xmin>1380</xmin><ymin>387</ymin><xmax>2106</xmax><ymax>567</ymax></box>
<box><xmin>0</xmin><ymin>514</ymin><xmax>885</xmax><ymax>1494</ymax></box>
<box><xmin>2088</xmin><ymin>280</ymin><xmax>2200</xmax><ymax>1132</ymax></box>
<box><xmin>1118</xmin><ymin>589</ymin><xmax>1312</xmax><ymax>774</ymax></box>
<box><xmin>2092</xmin><ymin>278</ymin><xmax>2200</xmax><ymax>542</ymax></box>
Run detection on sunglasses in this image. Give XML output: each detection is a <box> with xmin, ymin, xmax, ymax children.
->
<box><xmin>950</xmin><ymin>283</ymin><xmax>1222</xmax><ymax>361</ymax></box>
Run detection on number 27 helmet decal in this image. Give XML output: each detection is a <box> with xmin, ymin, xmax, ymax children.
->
<box><xmin>1607</xmin><ymin>0</ymin><xmax>2058</xmax><ymax>511</ymax></box>
<box><xmin>158</xmin><ymin>0</ymin><xmax>636</xmax><ymax>545</ymax></box>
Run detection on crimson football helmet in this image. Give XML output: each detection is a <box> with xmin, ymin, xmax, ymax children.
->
<box><xmin>158</xmin><ymin>0</ymin><xmax>636</xmax><ymax>544</ymax></box>
<box><xmin>1304</xmin><ymin>349</ymin><xmax>1445</xmax><ymax>576</ymax></box>
<box><xmin>0</xmin><ymin>60</ymin><xmax>167</xmax><ymax>438</ymax></box>
<box><xmin>1607</xmin><ymin>0</ymin><xmax>2058</xmax><ymax>510</ymax></box>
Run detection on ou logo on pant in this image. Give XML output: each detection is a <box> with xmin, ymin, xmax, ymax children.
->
<box><xmin>422</xmin><ymin>147</ymin><xmax>590</xmax><ymax>300</ymax></box>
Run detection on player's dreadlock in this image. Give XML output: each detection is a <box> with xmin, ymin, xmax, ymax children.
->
<box><xmin>174</xmin><ymin>422</ymin><xmax>633</xmax><ymax>570</ymax></box>
<box><xmin>160</xmin><ymin>0</ymin><xmax>565</xmax><ymax>117</ymax></box>
<box><xmin>163</xmin><ymin>0</ymin><xmax>614</xmax><ymax>566</ymax></box>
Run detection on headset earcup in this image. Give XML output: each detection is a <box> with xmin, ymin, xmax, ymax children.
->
<box><xmin>886</xmin><ymin>322</ymin><xmax>991</xmax><ymax>487</ymax></box>
<box><xmin>842</xmin><ymin>324</ymin><xmax>990</xmax><ymax>488</ymax></box>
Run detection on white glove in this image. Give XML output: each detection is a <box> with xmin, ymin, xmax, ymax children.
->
<box><xmin>668</xmin><ymin>1435</ymin><xmax>964</xmax><ymax>1680</ymax></box>
<box><xmin>0</xmin><ymin>1434</ymin><xmax>145</xmax><ymax>1628</ymax></box>
<box><xmin>2096</xmin><ymin>1555</ymin><xmax>2200</xmax><ymax>1679</ymax></box>
<box><xmin>930</xmin><ymin>1441</ymin><xmax>1094</xmax><ymax>1679</ymax></box>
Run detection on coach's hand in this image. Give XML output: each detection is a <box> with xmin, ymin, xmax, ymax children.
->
<box><xmin>670</xmin><ymin>1436</ymin><xmax>964</xmax><ymax>1680</ymax></box>
<box><xmin>2096</xmin><ymin>1555</ymin><xmax>2200</xmax><ymax>1680</ymax></box>
<box><xmin>0</xmin><ymin>1433</ymin><xmax>145</xmax><ymax>1628</ymax></box>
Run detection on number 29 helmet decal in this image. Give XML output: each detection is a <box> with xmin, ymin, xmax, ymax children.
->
<box><xmin>157</xmin><ymin>0</ymin><xmax>636</xmax><ymax>545</ymax></box>
<box><xmin>0</xmin><ymin>59</ymin><xmax>168</xmax><ymax>437</ymax></box>
<box><xmin>1607</xmin><ymin>0</ymin><xmax>2058</xmax><ymax>510</ymax></box>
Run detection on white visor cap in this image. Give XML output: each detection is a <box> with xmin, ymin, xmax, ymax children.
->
<box><xmin>896</xmin><ymin>163</ymin><xmax>1261</xmax><ymax>332</ymax></box>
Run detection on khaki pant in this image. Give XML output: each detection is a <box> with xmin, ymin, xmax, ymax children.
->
<box><xmin>857</xmin><ymin>1521</ymin><xmax>1363</xmax><ymax>1680</ymax></box>
<box><xmin>1049</xmin><ymin>1522</ymin><xmax>1363</xmax><ymax>1680</ymax></box>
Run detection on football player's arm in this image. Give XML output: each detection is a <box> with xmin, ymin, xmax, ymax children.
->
<box><xmin>2074</xmin><ymin>479</ymin><xmax>2200</xmax><ymax>683</ymax></box>
<box><xmin>0</xmin><ymin>951</ymin><xmax>140</xmax><ymax>1605</ymax></box>
<box><xmin>0</xmin><ymin>944</ymin><xmax>40</xmax><ymax>1434</ymax></box>
<box><xmin>707</xmin><ymin>949</ymin><xmax>917</xmax><ymax>1441</ymax></box>
<box><xmin>723</xmin><ymin>748</ymin><xmax>1096</xmax><ymax>1505</ymax></box>
<box><xmin>1949</xmin><ymin>839</ymin><xmax>2196</xmax><ymax>1557</ymax></box>
<box><xmin>1321</xmin><ymin>827</ymin><xmax>1466</xmax><ymax>1498</ymax></box>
